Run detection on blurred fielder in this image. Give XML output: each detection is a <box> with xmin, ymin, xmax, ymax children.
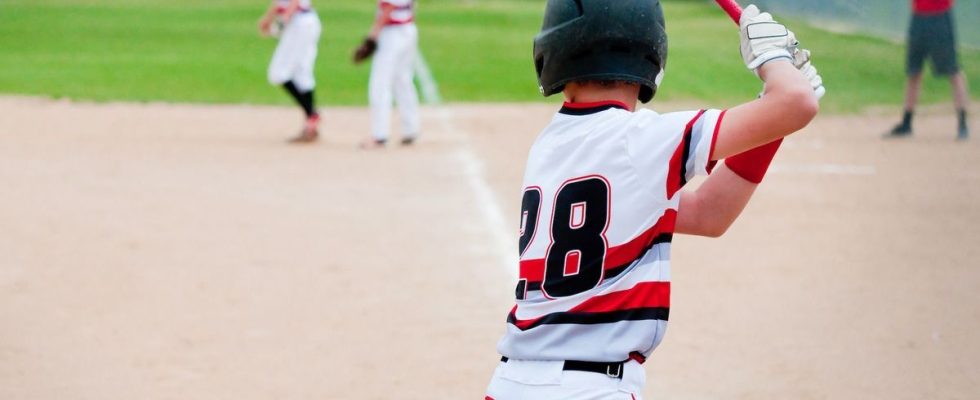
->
<box><xmin>259</xmin><ymin>0</ymin><xmax>322</xmax><ymax>143</ymax></box>
<box><xmin>353</xmin><ymin>0</ymin><xmax>421</xmax><ymax>148</ymax></box>
<box><xmin>485</xmin><ymin>1</ymin><xmax>823</xmax><ymax>398</ymax></box>
<box><xmin>886</xmin><ymin>0</ymin><xmax>970</xmax><ymax>140</ymax></box>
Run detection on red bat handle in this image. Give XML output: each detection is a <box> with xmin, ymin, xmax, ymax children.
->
<box><xmin>714</xmin><ymin>0</ymin><xmax>743</xmax><ymax>25</ymax></box>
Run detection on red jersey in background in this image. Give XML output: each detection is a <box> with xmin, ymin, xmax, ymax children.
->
<box><xmin>913</xmin><ymin>0</ymin><xmax>953</xmax><ymax>15</ymax></box>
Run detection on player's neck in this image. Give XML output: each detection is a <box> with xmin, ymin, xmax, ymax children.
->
<box><xmin>563</xmin><ymin>83</ymin><xmax>640</xmax><ymax>111</ymax></box>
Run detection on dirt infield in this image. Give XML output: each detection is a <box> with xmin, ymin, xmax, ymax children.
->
<box><xmin>1</xmin><ymin>96</ymin><xmax>977</xmax><ymax>399</ymax></box>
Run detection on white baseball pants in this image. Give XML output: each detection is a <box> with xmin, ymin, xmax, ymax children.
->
<box><xmin>268</xmin><ymin>11</ymin><xmax>321</xmax><ymax>92</ymax></box>
<box><xmin>485</xmin><ymin>359</ymin><xmax>645</xmax><ymax>400</ymax></box>
<box><xmin>369</xmin><ymin>23</ymin><xmax>421</xmax><ymax>141</ymax></box>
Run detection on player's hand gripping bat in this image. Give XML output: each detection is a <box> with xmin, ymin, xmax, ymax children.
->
<box><xmin>716</xmin><ymin>0</ymin><xmax>826</xmax><ymax>98</ymax></box>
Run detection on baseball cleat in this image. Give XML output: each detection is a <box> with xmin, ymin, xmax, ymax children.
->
<box><xmin>957</xmin><ymin>125</ymin><xmax>969</xmax><ymax>141</ymax></box>
<box><xmin>401</xmin><ymin>136</ymin><xmax>417</xmax><ymax>146</ymax></box>
<box><xmin>288</xmin><ymin>114</ymin><xmax>320</xmax><ymax>144</ymax></box>
<box><xmin>359</xmin><ymin>137</ymin><xmax>386</xmax><ymax>149</ymax></box>
<box><xmin>288</xmin><ymin>128</ymin><xmax>318</xmax><ymax>144</ymax></box>
<box><xmin>883</xmin><ymin>123</ymin><xmax>912</xmax><ymax>138</ymax></box>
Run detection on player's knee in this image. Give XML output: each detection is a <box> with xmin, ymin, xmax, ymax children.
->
<box><xmin>294</xmin><ymin>79</ymin><xmax>315</xmax><ymax>92</ymax></box>
<box><xmin>268</xmin><ymin>70</ymin><xmax>290</xmax><ymax>86</ymax></box>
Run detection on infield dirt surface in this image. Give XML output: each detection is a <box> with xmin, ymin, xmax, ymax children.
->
<box><xmin>1</xmin><ymin>96</ymin><xmax>978</xmax><ymax>399</ymax></box>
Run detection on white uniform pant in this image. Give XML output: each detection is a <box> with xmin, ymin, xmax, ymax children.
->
<box><xmin>370</xmin><ymin>23</ymin><xmax>420</xmax><ymax>140</ymax></box>
<box><xmin>486</xmin><ymin>359</ymin><xmax>646</xmax><ymax>400</ymax></box>
<box><xmin>268</xmin><ymin>11</ymin><xmax>321</xmax><ymax>92</ymax></box>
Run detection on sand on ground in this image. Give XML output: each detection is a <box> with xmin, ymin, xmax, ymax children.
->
<box><xmin>0</xmin><ymin>96</ymin><xmax>978</xmax><ymax>399</ymax></box>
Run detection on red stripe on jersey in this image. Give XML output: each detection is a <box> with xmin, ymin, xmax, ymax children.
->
<box><xmin>667</xmin><ymin>110</ymin><xmax>706</xmax><ymax>199</ymax></box>
<box><xmin>706</xmin><ymin>110</ymin><xmax>726</xmax><ymax>174</ymax></box>
<box><xmin>518</xmin><ymin>210</ymin><xmax>677</xmax><ymax>284</ymax></box>
<box><xmin>571</xmin><ymin>281</ymin><xmax>670</xmax><ymax>313</ymax></box>
<box><xmin>509</xmin><ymin>282</ymin><xmax>671</xmax><ymax>330</ymax></box>
<box><xmin>518</xmin><ymin>259</ymin><xmax>545</xmax><ymax>282</ymax></box>
<box><xmin>562</xmin><ymin>100</ymin><xmax>631</xmax><ymax>111</ymax></box>
<box><xmin>385</xmin><ymin>17</ymin><xmax>414</xmax><ymax>25</ymax></box>
<box><xmin>604</xmin><ymin>210</ymin><xmax>676</xmax><ymax>267</ymax></box>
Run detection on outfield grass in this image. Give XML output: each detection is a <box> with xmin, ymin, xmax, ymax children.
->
<box><xmin>1</xmin><ymin>0</ymin><xmax>977</xmax><ymax>111</ymax></box>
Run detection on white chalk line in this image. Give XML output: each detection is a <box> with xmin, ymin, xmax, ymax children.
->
<box><xmin>414</xmin><ymin>53</ymin><xmax>442</xmax><ymax>105</ymax></box>
<box><xmin>434</xmin><ymin>107</ymin><xmax>519</xmax><ymax>281</ymax></box>
<box><xmin>418</xmin><ymin>54</ymin><xmax>515</xmax><ymax>280</ymax></box>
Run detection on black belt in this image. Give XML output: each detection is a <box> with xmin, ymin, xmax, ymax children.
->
<box><xmin>499</xmin><ymin>353</ymin><xmax>644</xmax><ymax>379</ymax></box>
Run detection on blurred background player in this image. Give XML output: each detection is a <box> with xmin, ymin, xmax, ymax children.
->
<box><xmin>485</xmin><ymin>1</ymin><xmax>822</xmax><ymax>398</ymax></box>
<box><xmin>258</xmin><ymin>0</ymin><xmax>322</xmax><ymax>143</ymax></box>
<box><xmin>353</xmin><ymin>0</ymin><xmax>421</xmax><ymax>148</ymax></box>
<box><xmin>886</xmin><ymin>0</ymin><xmax>970</xmax><ymax>140</ymax></box>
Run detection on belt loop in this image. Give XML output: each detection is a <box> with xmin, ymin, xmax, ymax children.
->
<box><xmin>606</xmin><ymin>363</ymin><xmax>623</xmax><ymax>379</ymax></box>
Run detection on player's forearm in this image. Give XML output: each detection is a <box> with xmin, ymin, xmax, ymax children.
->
<box><xmin>368</xmin><ymin>21</ymin><xmax>384</xmax><ymax>40</ymax></box>
<box><xmin>711</xmin><ymin>62</ymin><xmax>817</xmax><ymax>160</ymax></box>
<box><xmin>260</xmin><ymin>3</ymin><xmax>278</xmax><ymax>24</ymax></box>
<box><xmin>758</xmin><ymin>61</ymin><xmax>819</xmax><ymax>128</ymax></box>
<box><xmin>368</xmin><ymin>6</ymin><xmax>395</xmax><ymax>39</ymax></box>
<box><xmin>675</xmin><ymin>164</ymin><xmax>758</xmax><ymax>237</ymax></box>
<box><xmin>710</xmin><ymin>5</ymin><xmax>822</xmax><ymax>161</ymax></box>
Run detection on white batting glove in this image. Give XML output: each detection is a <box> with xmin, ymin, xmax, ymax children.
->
<box><xmin>793</xmin><ymin>49</ymin><xmax>826</xmax><ymax>99</ymax></box>
<box><xmin>740</xmin><ymin>5</ymin><xmax>796</xmax><ymax>72</ymax></box>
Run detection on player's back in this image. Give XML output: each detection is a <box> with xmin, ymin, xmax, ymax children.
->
<box><xmin>498</xmin><ymin>101</ymin><xmax>723</xmax><ymax>362</ymax></box>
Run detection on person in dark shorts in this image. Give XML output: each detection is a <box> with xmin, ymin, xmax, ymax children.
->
<box><xmin>886</xmin><ymin>0</ymin><xmax>970</xmax><ymax>140</ymax></box>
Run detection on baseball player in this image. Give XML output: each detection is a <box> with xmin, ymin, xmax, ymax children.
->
<box><xmin>485</xmin><ymin>1</ymin><xmax>823</xmax><ymax>398</ymax></box>
<box><xmin>258</xmin><ymin>0</ymin><xmax>322</xmax><ymax>143</ymax></box>
<box><xmin>886</xmin><ymin>0</ymin><xmax>970</xmax><ymax>140</ymax></box>
<box><xmin>352</xmin><ymin>0</ymin><xmax>421</xmax><ymax>148</ymax></box>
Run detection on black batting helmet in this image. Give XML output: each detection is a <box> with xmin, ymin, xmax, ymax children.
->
<box><xmin>533</xmin><ymin>0</ymin><xmax>668</xmax><ymax>103</ymax></box>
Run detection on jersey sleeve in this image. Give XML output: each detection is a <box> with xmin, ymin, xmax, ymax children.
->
<box><xmin>627</xmin><ymin>109</ymin><xmax>726</xmax><ymax>198</ymax></box>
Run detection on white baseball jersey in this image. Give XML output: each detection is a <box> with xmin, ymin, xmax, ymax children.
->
<box><xmin>496</xmin><ymin>101</ymin><xmax>725</xmax><ymax>363</ymax></box>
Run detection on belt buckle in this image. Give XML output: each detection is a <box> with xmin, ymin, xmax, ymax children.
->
<box><xmin>606</xmin><ymin>363</ymin><xmax>622</xmax><ymax>378</ymax></box>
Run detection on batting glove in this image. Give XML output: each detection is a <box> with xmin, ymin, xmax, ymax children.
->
<box><xmin>739</xmin><ymin>5</ymin><xmax>796</xmax><ymax>72</ymax></box>
<box><xmin>793</xmin><ymin>49</ymin><xmax>826</xmax><ymax>99</ymax></box>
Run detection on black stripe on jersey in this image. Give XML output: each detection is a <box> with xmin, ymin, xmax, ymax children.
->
<box><xmin>521</xmin><ymin>233</ymin><xmax>673</xmax><ymax>295</ymax></box>
<box><xmin>559</xmin><ymin>103</ymin><xmax>628</xmax><ymax>116</ymax></box>
<box><xmin>515</xmin><ymin>280</ymin><xmax>528</xmax><ymax>300</ymax></box>
<box><xmin>507</xmin><ymin>307</ymin><xmax>670</xmax><ymax>330</ymax></box>
<box><xmin>679</xmin><ymin>125</ymin><xmax>693</xmax><ymax>187</ymax></box>
<box><xmin>605</xmin><ymin>233</ymin><xmax>673</xmax><ymax>279</ymax></box>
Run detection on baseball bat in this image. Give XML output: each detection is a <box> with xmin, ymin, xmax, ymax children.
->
<box><xmin>714</xmin><ymin>0</ymin><xmax>743</xmax><ymax>25</ymax></box>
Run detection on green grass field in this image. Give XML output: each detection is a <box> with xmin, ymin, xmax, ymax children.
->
<box><xmin>1</xmin><ymin>0</ymin><xmax>977</xmax><ymax>111</ymax></box>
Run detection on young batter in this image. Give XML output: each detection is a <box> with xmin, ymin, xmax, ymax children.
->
<box><xmin>485</xmin><ymin>1</ymin><xmax>823</xmax><ymax>398</ymax></box>
<box><xmin>258</xmin><ymin>0</ymin><xmax>322</xmax><ymax>143</ymax></box>
<box><xmin>358</xmin><ymin>0</ymin><xmax>421</xmax><ymax>148</ymax></box>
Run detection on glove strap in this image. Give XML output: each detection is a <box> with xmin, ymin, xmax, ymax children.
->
<box><xmin>724</xmin><ymin>138</ymin><xmax>783</xmax><ymax>184</ymax></box>
<box><xmin>748</xmin><ymin>49</ymin><xmax>793</xmax><ymax>70</ymax></box>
